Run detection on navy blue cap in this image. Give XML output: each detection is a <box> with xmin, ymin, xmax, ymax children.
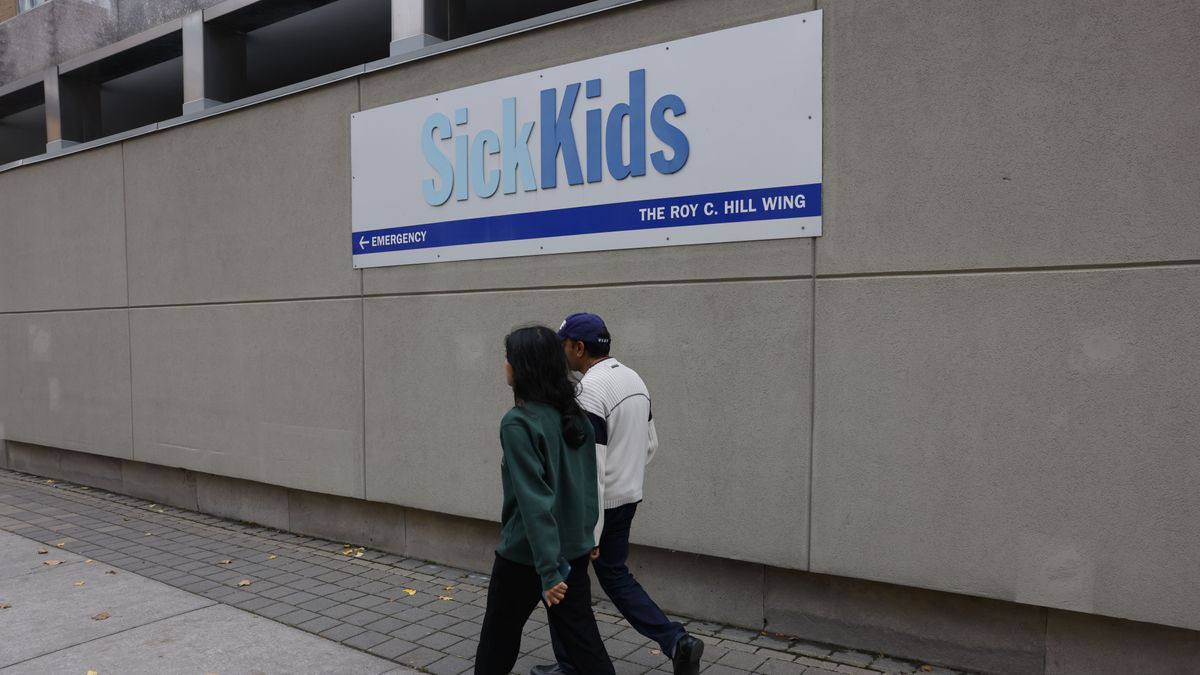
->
<box><xmin>557</xmin><ymin>312</ymin><xmax>610</xmax><ymax>344</ymax></box>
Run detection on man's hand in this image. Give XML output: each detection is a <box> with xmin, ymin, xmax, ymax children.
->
<box><xmin>589</xmin><ymin>547</ymin><xmax>600</xmax><ymax>561</ymax></box>
<box><xmin>544</xmin><ymin>581</ymin><xmax>568</xmax><ymax>606</ymax></box>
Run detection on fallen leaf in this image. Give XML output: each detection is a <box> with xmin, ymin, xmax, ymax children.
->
<box><xmin>0</xmin><ymin>602</ymin><xmax>12</xmax><ymax>609</ymax></box>
<box><xmin>920</xmin><ymin>667</ymin><xmax>933</xmax><ymax>673</ymax></box>
<box><xmin>149</xmin><ymin>504</ymin><xmax>157</xmax><ymax>508</ymax></box>
<box><xmin>55</xmin><ymin>542</ymin><xmax>65</xmax><ymax>548</ymax></box>
<box><xmin>74</xmin><ymin>581</ymin><xmax>85</xmax><ymax>587</ymax></box>
<box><xmin>43</xmin><ymin>560</ymin><xmax>65</xmax><ymax>566</ymax></box>
<box><xmin>105</xmin><ymin>571</ymin><xmax>117</xmax><ymax>575</ymax></box>
<box><xmin>401</xmin><ymin>588</ymin><xmax>417</xmax><ymax>596</ymax></box>
<box><xmin>91</xmin><ymin>612</ymin><xmax>110</xmax><ymax>621</ymax></box>
<box><xmin>650</xmin><ymin>650</ymin><xmax>661</xmax><ymax>656</ymax></box>
<box><xmin>217</xmin><ymin>560</ymin><xmax>233</xmax><ymax>565</ymax></box>
<box><xmin>80</xmin><ymin>487</ymin><xmax>89</xmax><ymax>490</ymax></box>
<box><xmin>354</xmin><ymin>552</ymin><xmax>363</xmax><ymax>558</ymax></box>
<box><xmin>267</xmin><ymin>555</ymin><xmax>277</xmax><ymax>560</ymax></box>
<box><xmin>237</xmin><ymin>579</ymin><xmax>252</xmax><ymax>587</ymax></box>
<box><xmin>341</xmin><ymin>549</ymin><xmax>352</xmax><ymax>556</ymax></box>
<box><xmin>36</xmin><ymin>549</ymin><xmax>47</xmax><ymax>555</ymax></box>
<box><xmin>46</xmin><ymin>480</ymin><xmax>55</xmax><ymax>484</ymax></box>
<box><xmin>443</xmin><ymin>585</ymin><xmax>455</xmax><ymax>591</ymax></box>
<box><xmin>87</xmin><ymin>670</ymin><xmax>98</xmax><ymax>675</ymax></box>
<box><xmin>85</xmin><ymin>560</ymin><xmax>94</xmax><ymax>564</ymax></box>
<box><xmin>144</xmin><ymin>533</ymin><xmax>152</xmax><ymax>536</ymax></box>
<box><xmin>438</xmin><ymin>595</ymin><xmax>453</xmax><ymax>601</ymax></box>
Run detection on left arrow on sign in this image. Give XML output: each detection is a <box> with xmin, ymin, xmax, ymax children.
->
<box><xmin>359</xmin><ymin>236</ymin><xmax>368</xmax><ymax>250</ymax></box>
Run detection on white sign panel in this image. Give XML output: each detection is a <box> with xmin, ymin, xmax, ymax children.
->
<box><xmin>351</xmin><ymin>11</ymin><xmax>822</xmax><ymax>268</ymax></box>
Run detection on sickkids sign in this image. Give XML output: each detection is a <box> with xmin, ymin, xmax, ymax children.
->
<box><xmin>351</xmin><ymin>11</ymin><xmax>822</xmax><ymax>268</ymax></box>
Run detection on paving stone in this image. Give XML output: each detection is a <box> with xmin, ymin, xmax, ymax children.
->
<box><xmin>444</xmin><ymin>620</ymin><xmax>481</xmax><ymax>639</ymax></box>
<box><xmin>348</xmin><ymin>594</ymin><xmax>389</xmax><ymax>610</ymax></box>
<box><xmin>296</xmin><ymin>615</ymin><xmax>342</xmax><ymax>634</ymax></box>
<box><xmin>420</xmin><ymin>612</ymin><xmax>461</xmax><ymax>631</ymax></box>
<box><xmin>826</xmin><ymin>650</ymin><xmax>875</xmax><ymax>668</ymax></box>
<box><xmin>344</xmin><ymin>608</ymin><xmax>389</xmax><ymax>627</ymax></box>
<box><xmin>417</xmin><ymin>630</ymin><xmax>463</xmax><ymax>651</ymax></box>
<box><xmin>392</xmin><ymin>622</ymin><xmax>437</xmax><ymax>641</ymax></box>
<box><xmin>444</xmin><ymin>638</ymin><xmax>479</xmax><ymax>659</ymax></box>
<box><xmin>320</xmin><ymin>602</ymin><xmax>364</xmax><ymax>620</ymax></box>
<box><xmin>703</xmin><ymin>665</ymin><xmax>751</xmax><ymax>675</ymax></box>
<box><xmin>425</xmin><ymin>654</ymin><xmax>474</xmax><ymax>675</ymax></box>
<box><xmin>363</xmin><ymin>637</ymin><xmax>419</xmax><ymax>660</ymax></box>
<box><xmin>869</xmin><ymin>657</ymin><xmax>924</xmax><ymax>674</ymax></box>
<box><xmin>753</xmin><ymin>657</ymin><xmax>809</xmax><ymax>675</ymax></box>
<box><xmin>280</xmin><ymin>590</ymin><xmax>320</xmax><ymax>606</ymax></box>
<box><xmin>395</xmin><ymin>645</ymin><xmax>449</xmax><ymax>669</ymax></box>
<box><xmin>717</xmin><ymin>650</ymin><xmax>768</xmax><ymax>672</ymax></box>
<box><xmin>298</xmin><ymin>596</ymin><xmax>339</xmax><ymax>613</ymax></box>
<box><xmin>787</xmin><ymin>641</ymin><xmax>834</xmax><ymax>659</ymax></box>
<box><xmin>255</xmin><ymin>601</ymin><xmax>299</xmax><ymax>619</ymax></box>
<box><xmin>276</xmin><ymin>608</ymin><xmax>322</xmax><ymax>626</ymax></box>
<box><xmin>318</xmin><ymin>622</ymin><xmax>367</xmax><ymax>643</ymax></box>
<box><xmin>344</xmin><ymin>630</ymin><xmax>392</xmax><ymax>651</ymax></box>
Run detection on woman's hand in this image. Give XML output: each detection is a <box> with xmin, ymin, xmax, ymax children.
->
<box><xmin>543</xmin><ymin>581</ymin><xmax>568</xmax><ymax>606</ymax></box>
<box><xmin>589</xmin><ymin>548</ymin><xmax>600</xmax><ymax>561</ymax></box>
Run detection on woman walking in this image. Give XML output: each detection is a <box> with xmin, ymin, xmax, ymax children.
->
<box><xmin>475</xmin><ymin>325</ymin><xmax>614</xmax><ymax>675</ymax></box>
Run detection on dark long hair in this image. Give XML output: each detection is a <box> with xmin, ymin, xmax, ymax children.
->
<box><xmin>504</xmin><ymin>325</ymin><xmax>588</xmax><ymax>448</ymax></box>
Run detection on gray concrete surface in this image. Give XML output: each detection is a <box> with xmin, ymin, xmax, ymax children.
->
<box><xmin>0</xmin><ymin>144</ymin><xmax>127</xmax><ymax>313</ymax></box>
<box><xmin>0</xmin><ymin>529</ymin><xmax>401</xmax><ymax>674</ymax></box>
<box><xmin>817</xmin><ymin>0</ymin><xmax>1200</xmax><ymax>274</ymax></box>
<box><xmin>810</xmin><ymin>267</ymin><xmax>1200</xmax><ymax>631</ymax></box>
<box><xmin>364</xmin><ymin>280</ymin><xmax>812</xmax><ymax>569</ymax></box>
<box><xmin>0</xmin><ymin>310</ymin><xmax>132</xmax><ymax>457</ymax></box>
<box><xmin>130</xmin><ymin>300</ymin><xmax>365</xmax><ymax>497</ymax></box>
<box><xmin>123</xmin><ymin>80</ymin><xmax>361</xmax><ymax>306</ymax></box>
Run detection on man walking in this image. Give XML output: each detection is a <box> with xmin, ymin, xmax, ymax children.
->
<box><xmin>534</xmin><ymin>312</ymin><xmax>704</xmax><ymax>675</ymax></box>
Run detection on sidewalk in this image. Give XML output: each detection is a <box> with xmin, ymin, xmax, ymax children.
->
<box><xmin>0</xmin><ymin>468</ymin><xmax>971</xmax><ymax>675</ymax></box>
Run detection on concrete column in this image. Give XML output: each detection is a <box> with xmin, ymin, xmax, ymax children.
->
<box><xmin>182</xmin><ymin>10</ymin><xmax>246</xmax><ymax>115</ymax></box>
<box><xmin>44</xmin><ymin>67</ymin><xmax>99</xmax><ymax>151</ymax></box>
<box><xmin>390</xmin><ymin>0</ymin><xmax>448</xmax><ymax>56</ymax></box>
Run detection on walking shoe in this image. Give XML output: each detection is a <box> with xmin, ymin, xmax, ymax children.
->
<box><xmin>671</xmin><ymin>634</ymin><xmax>704</xmax><ymax>675</ymax></box>
<box><xmin>530</xmin><ymin>664</ymin><xmax>572</xmax><ymax>675</ymax></box>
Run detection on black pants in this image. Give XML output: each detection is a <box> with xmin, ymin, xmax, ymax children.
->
<box><xmin>550</xmin><ymin>502</ymin><xmax>685</xmax><ymax>668</ymax></box>
<box><xmin>475</xmin><ymin>553</ymin><xmax>614</xmax><ymax>675</ymax></box>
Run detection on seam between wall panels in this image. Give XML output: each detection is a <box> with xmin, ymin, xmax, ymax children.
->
<box><xmin>806</xmin><ymin>238</ymin><xmax>817</xmax><ymax>572</ymax></box>
<box><xmin>358</xmin><ymin>77</ymin><xmax>369</xmax><ymax>504</ymax></box>
<box><xmin>121</xmin><ymin>142</ymin><xmax>135</xmax><ymax>462</ymax></box>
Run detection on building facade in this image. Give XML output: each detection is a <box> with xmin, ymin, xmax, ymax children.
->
<box><xmin>1</xmin><ymin>1</ymin><xmax>1198</xmax><ymax>673</ymax></box>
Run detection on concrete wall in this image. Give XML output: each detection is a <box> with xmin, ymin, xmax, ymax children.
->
<box><xmin>2</xmin><ymin>0</ymin><xmax>1199</xmax><ymax>671</ymax></box>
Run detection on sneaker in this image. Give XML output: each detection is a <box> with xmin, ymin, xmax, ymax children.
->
<box><xmin>672</xmin><ymin>634</ymin><xmax>704</xmax><ymax>675</ymax></box>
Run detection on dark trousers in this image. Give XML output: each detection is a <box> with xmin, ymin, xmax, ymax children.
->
<box><xmin>475</xmin><ymin>553</ymin><xmax>614</xmax><ymax>675</ymax></box>
<box><xmin>551</xmin><ymin>502</ymin><xmax>686</xmax><ymax>666</ymax></box>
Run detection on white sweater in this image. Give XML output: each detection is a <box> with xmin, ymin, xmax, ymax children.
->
<box><xmin>577</xmin><ymin>358</ymin><xmax>659</xmax><ymax>536</ymax></box>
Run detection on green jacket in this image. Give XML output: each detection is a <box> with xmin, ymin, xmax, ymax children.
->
<box><xmin>495</xmin><ymin>401</ymin><xmax>599</xmax><ymax>591</ymax></box>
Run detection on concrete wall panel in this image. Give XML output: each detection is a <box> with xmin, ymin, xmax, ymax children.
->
<box><xmin>818</xmin><ymin>0</ymin><xmax>1200</xmax><ymax>274</ymax></box>
<box><xmin>365</xmin><ymin>280</ymin><xmax>811</xmax><ymax>568</ymax></box>
<box><xmin>765</xmin><ymin>568</ymin><xmax>1046</xmax><ymax>675</ymax></box>
<box><xmin>196</xmin><ymin>473</ymin><xmax>290</xmax><ymax>531</ymax></box>
<box><xmin>811</xmin><ymin>267</ymin><xmax>1200</xmax><ymax>630</ymax></box>
<box><xmin>0</xmin><ymin>310</ymin><xmax>132</xmax><ymax>458</ymax></box>
<box><xmin>123</xmin><ymin>81</ymin><xmax>361</xmax><ymax>305</ymax></box>
<box><xmin>0</xmin><ymin>145</ymin><xmax>128</xmax><ymax>312</ymax></box>
<box><xmin>130</xmin><ymin>300</ymin><xmax>364</xmax><ymax>497</ymax></box>
<box><xmin>364</xmin><ymin>240</ymin><xmax>811</xmax><ymax>297</ymax></box>
<box><xmin>1045</xmin><ymin>609</ymin><xmax>1200</xmax><ymax>675</ymax></box>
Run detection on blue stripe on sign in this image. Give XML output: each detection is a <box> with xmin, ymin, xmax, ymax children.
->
<box><xmin>352</xmin><ymin>183</ymin><xmax>821</xmax><ymax>255</ymax></box>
